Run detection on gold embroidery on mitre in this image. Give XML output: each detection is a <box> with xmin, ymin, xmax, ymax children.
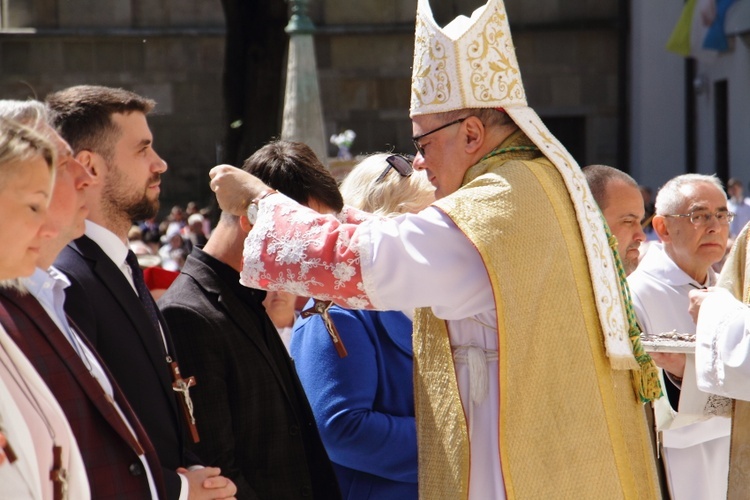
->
<box><xmin>410</xmin><ymin>0</ymin><xmax>527</xmax><ymax>116</ymax></box>
<box><xmin>412</xmin><ymin>15</ymin><xmax>454</xmax><ymax>110</ymax></box>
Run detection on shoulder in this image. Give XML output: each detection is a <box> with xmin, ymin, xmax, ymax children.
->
<box><xmin>159</xmin><ymin>290</ymin><xmax>221</xmax><ymax>348</ymax></box>
<box><xmin>159</xmin><ymin>269</ymin><xmax>234</xmax><ymax>330</ymax></box>
<box><xmin>299</xmin><ymin>303</ymin><xmax>369</xmax><ymax>329</ymax></box>
<box><xmin>55</xmin><ymin>238</ymin><xmax>112</xmax><ymax>284</ymax></box>
<box><xmin>297</xmin><ymin>305</ymin><xmax>383</xmax><ymax>346</ymax></box>
<box><xmin>159</xmin><ymin>273</ymin><xmax>213</xmax><ymax>313</ymax></box>
<box><xmin>55</xmin><ymin>242</ymin><xmax>87</xmax><ymax>270</ymax></box>
<box><xmin>627</xmin><ymin>268</ymin><xmax>663</xmax><ymax>301</ymax></box>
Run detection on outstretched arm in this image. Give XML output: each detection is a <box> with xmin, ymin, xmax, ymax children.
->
<box><xmin>210</xmin><ymin>164</ymin><xmax>493</xmax><ymax>317</ymax></box>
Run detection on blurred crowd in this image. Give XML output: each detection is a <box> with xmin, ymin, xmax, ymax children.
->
<box><xmin>127</xmin><ymin>203</ymin><xmax>212</xmax><ymax>297</ymax></box>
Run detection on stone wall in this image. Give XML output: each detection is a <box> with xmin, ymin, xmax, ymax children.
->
<box><xmin>0</xmin><ymin>0</ymin><xmax>226</xmax><ymax>212</ymax></box>
<box><xmin>313</xmin><ymin>0</ymin><xmax>622</xmax><ymax>166</ymax></box>
<box><xmin>0</xmin><ymin>0</ymin><xmax>623</xmax><ymax>211</ymax></box>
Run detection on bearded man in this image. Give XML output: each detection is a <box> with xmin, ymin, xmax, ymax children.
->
<box><xmin>48</xmin><ymin>85</ymin><xmax>236</xmax><ymax>499</ymax></box>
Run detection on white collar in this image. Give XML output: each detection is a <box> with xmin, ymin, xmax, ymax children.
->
<box><xmin>84</xmin><ymin>220</ymin><xmax>130</xmax><ymax>268</ymax></box>
<box><xmin>637</xmin><ymin>242</ymin><xmax>715</xmax><ymax>288</ymax></box>
<box><xmin>21</xmin><ymin>267</ymin><xmax>70</xmax><ymax>298</ymax></box>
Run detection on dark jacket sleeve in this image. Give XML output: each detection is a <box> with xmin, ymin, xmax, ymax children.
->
<box><xmin>160</xmin><ymin>302</ymin><xmax>259</xmax><ymax>499</ymax></box>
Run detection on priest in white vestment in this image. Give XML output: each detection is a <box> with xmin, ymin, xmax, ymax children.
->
<box><xmin>694</xmin><ymin>287</ymin><xmax>750</xmax><ymax>399</ymax></box>
<box><xmin>628</xmin><ymin>174</ymin><xmax>732</xmax><ymax>500</ymax></box>
<box><xmin>691</xmin><ymin>204</ymin><xmax>750</xmax><ymax>497</ymax></box>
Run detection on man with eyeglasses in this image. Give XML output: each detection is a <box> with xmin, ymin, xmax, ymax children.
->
<box><xmin>628</xmin><ymin>173</ymin><xmax>732</xmax><ymax>500</ymax></box>
<box><xmin>207</xmin><ymin>0</ymin><xmax>664</xmax><ymax>497</ymax></box>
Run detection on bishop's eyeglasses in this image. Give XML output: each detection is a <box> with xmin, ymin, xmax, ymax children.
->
<box><xmin>411</xmin><ymin>117</ymin><xmax>467</xmax><ymax>157</ymax></box>
<box><xmin>662</xmin><ymin>209</ymin><xmax>735</xmax><ymax>226</ymax></box>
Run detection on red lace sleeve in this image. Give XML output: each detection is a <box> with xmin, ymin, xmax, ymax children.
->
<box><xmin>240</xmin><ymin>195</ymin><xmax>377</xmax><ymax>309</ymax></box>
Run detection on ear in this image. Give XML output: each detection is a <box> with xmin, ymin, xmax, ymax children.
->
<box><xmin>238</xmin><ymin>215</ymin><xmax>252</xmax><ymax>233</ymax></box>
<box><xmin>463</xmin><ymin>116</ymin><xmax>485</xmax><ymax>154</ymax></box>
<box><xmin>75</xmin><ymin>150</ymin><xmax>103</xmax><ymax>182</ymax></box>
<box><xmin>652</xmin><ymin>215</ymin><xmax>670</xmax><ymax>243</ymax></box>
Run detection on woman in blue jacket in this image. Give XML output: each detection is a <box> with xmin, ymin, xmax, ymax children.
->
<box><xmin>291</xmin><ymin>153</ymin><xmax>434</xmax><ymax>500</ymax></box>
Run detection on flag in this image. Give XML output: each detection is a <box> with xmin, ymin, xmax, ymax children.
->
<box><xmin>666</xmin><ymin>0</ymin><xmax>699</xmax><ymax>56</ymax></box>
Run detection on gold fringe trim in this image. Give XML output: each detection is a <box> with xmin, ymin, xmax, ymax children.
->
<box><xmin>607</xmin><ymin>231</ymin><xmax>663</xmax><ymax>402</ymax></box>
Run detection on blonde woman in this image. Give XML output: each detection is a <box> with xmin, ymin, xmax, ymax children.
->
<box><xmin>291</xmin><ymin>153</ymin><xmax>434</xmax><ymax>500</ymax></box>
<box><xmin>0</xmin><ymin>117</ymin><xmax>89</xmax><ymax>499</ymax></box>
<box><xmin>339</xmin><ymin>154</ymin><xmax>435</xmax><ymax>217</ymax></box>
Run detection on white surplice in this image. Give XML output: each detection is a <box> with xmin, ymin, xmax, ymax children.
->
<box><xmin>696</xmin><ymin>288</ymin><xmax>750</xmax><ymax>400</ymax></box>
<box><xmin>346</xmin><ymin>207</ymin><xmax>504</xmax><ymax>500</ymax></box>
<box><xmin>628</xmin><ymin>243</ymin><xmax>730</xmax><ymax>500</ymax></box>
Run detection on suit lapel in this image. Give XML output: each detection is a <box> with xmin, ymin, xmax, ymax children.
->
<box><xmin>0</xmin><ymin>288</ymin><xmax>148</xmax><ymax>454</ymax></box>
<box><xmin>70</xmin><ymin>236</ymin><xmax>175</xmax><ymax>403</ymax></box>
<box><xmin>68</xmin><ymin>315</ymin><xmax>169</xmax><ymax>500</ymax></box>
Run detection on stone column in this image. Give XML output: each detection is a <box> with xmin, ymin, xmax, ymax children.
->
<box><xmin>281</xmin><ymin>0</ymin><xmax>328</xmax><ymax>167</ymax></box>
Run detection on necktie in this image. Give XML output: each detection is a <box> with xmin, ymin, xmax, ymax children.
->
<box><xmin>125</xmin><ymin>251</ymin><xmax>200</xmax><ymax>443</ymax></box>
<box><xmin>125</xmin><ymin>250</ymin><xmax>163</xmax><ymax>338</ymax></box>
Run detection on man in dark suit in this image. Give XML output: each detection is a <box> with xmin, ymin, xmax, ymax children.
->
<box><xmin>0</xmin><ymin>99</ymin><xmax>166</xmax><ymax>497</ymax></box>
<box><xmin>46</xmin><ymin>85</ymin><xmax>236</xmax><ymax>499</ymax></box>
<box><xmin>159</xmin><ymin>141</ymin><xmax>342</xmax><ymax>499</ymax></box>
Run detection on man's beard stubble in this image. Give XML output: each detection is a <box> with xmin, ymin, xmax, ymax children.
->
<box><xmin>126</xmin><ymin>189</ymin><xmax>160</xmax><ymax>222</ymax></box>
<box><xmin>623</xmin><ymin>246</ymin><xmax>640</xmax><ymax>276</ymax></box>
<box><xmin>102</xmin><ymin>167</ymin><xmax>161</xmax><ymax>224</ymax></box>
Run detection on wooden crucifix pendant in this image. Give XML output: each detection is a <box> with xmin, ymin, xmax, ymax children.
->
<box><xmin>168</xmin><ymin>360</ymin><xmax>200</xmax><ymax>443</ymax></box>
<box><xmin>301</xmin><ymin>299</ymin><xmax>348</xmax><ymax>358</ymax></box>
<box><xmin>0</xmin><ymin>419</ymin><xmax>17</xmax><ymax>463</ymax></box>
<box><xmin>0</xmin><ymin>413</ymin><xmax>18</xmax><ymax>464</ymax></box>
<box><xmin>50</xmin><ymin>445</ymin><xmax>68</xmax><ymax>500</ymax></box>
<box><xmin>2</xmin><ymin>439</ymin><xmax>17</xmax><ymax>463</ymax></box>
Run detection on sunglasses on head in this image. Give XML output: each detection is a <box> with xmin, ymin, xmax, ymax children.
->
<box><xmin>374</xmin><ymin>154</ymin><xmax>414</xmax><ymax>184</ymax></box>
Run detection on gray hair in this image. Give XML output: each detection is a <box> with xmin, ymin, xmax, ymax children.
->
<box><xmin>0</xmin><ymin>100</ymin><xmax>49</xmax><ymax>129</ymax></box>
<box><xmin>655</xmin><ymin>174</ymin><xmax>725</xmax><ymax>215</ymax></box>
<box><xmin>435</xmin><ymin>108</ymin><xmax>515</xmax><ymax>131</ymax></box>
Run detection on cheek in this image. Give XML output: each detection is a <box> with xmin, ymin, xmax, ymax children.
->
<box><xmin>0</xmin><ymin>199</ymin><xmax>38</xmax><ymax>245</ymax></box>
<box><xmin>611</xmin><ymin>225</ymin><xmax>630</xmax><ymax>244</ymax></box>
<box><xmin>26</xmin><ymin>214</ymin><xmax>45</xmax><ymax>236</ymax></box>
<box><xmin>5</xmin><ymin>218</ymin><xmax>37</xmax><ymax>251</ymax></box>
<box><xmin>51</xmin><ymin>186</ymin><xmax>77</xmax><ymax>213</ymax></box>
<box><xmin>0</xmin><ymin>221</ymin><xmax>21</xmax><ymax>247</ymax></box>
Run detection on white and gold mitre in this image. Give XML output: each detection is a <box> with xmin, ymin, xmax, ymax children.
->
<box><xmin>410</xmin><ymin>0</ymin><xmax>526</xmax><ymax>117</ymax></box>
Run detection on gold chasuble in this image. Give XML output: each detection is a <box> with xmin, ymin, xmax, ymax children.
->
<box><xmin>413</xmin><ymin>132</ymin><xmax>660</xmax><ymax>499</ymax></box>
